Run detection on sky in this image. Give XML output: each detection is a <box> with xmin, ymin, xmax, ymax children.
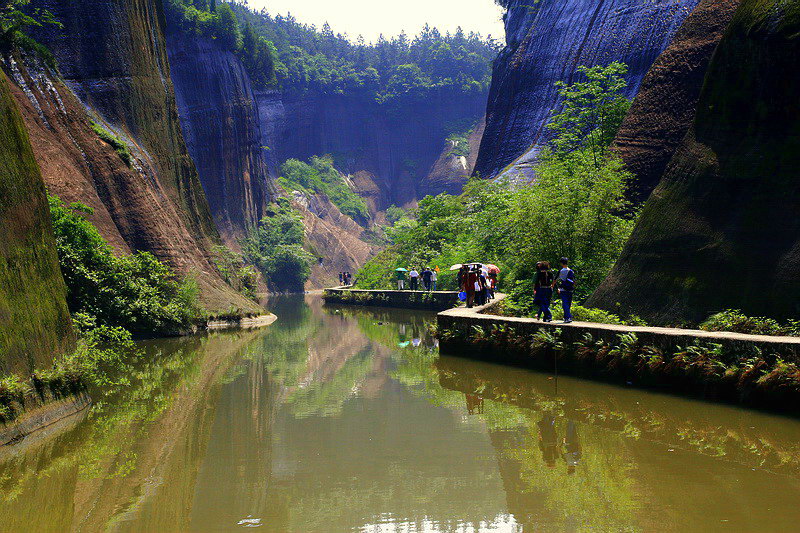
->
<box><xmin>245</xmin><ymin>0</ymin><xmax>506</xmax><ymax>43</ymax></box>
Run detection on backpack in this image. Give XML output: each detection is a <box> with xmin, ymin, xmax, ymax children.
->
<box><xmin>561</xmin><ymin>268</ymin><xmax>576</xmax><ymax>291</ymax></box>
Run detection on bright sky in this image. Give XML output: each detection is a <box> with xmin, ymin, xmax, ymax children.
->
<box><xmin>245</xmin><ymin>0</ymin><xmax>506</xmax><ymax>43</ymax></box>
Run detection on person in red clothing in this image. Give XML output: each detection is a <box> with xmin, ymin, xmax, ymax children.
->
<box><xmin>466</xmin><ymin>266</ymin><xmax>479</xmax><ymax>308</ymax></box>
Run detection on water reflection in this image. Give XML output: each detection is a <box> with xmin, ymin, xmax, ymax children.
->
<box><xmin>1</xmin><ymin>295</ymin><xmax>800</xmax><ymax>532</ymax></box>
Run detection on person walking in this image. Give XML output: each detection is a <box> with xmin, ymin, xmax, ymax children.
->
<box><xmin>338</xmin><ymin>272</ymin><xmax>344</xmax><ymax>285</ymax></box>
<box><xmin>466</xmin><ymin>266</ymin><xmax>479</xmax><ymax>308</ymax></box>
<box><xmin>395</xmin><ymin>269</ymin><xmax>406</xmax><ymax>290</ymax></box>
<box><xmin>458</xmin><ymin>265</ymin><xmax>469</xmax><ymax>294</ymax></box>
<box><xmin>555</xmin><ymin>257</ymin><xmax>576</xmax><ymax>323</ymax></box>
<box><xmin>345</xmin><ymin>272</ymin><xmax>353</xmax><ymax>286</ymax></box>
<box><xmin>533</xmin><ymin>261</ymin><xmax>554</xmax><ymax>322</ymax></box>
<box><xmin>409</xmin><ymin>268</ymin><xmax>420</xmax><ymax>291</ymax></box>
<box><xmin>431</xmin><ymin>268</ymin><xmax>438</xmax><ymax>291</ymax></box>
<box><xmin>422</xmin><ymin>267</ymin><xmax>433</xmax><ymax>291</ymax></box>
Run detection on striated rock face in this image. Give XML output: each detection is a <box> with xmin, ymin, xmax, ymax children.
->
<box><xmin>0</xmin><ymin>70</ymin><xmax>74</xmax><ymax>376</ymax></box>
<box><xmin>474</xmin><ymin>0</ymin><xmax>700</xmax><ymax>181</ymax></box>
<box><xmin>265</xmin><ymin>87</ymin><xmax>487</xmax><ymax>208</ymax></box>
<box><xmin>613</xmin><ymin>0</ymin><xmax>741</xmax><ymax>201</ymax></box>
<box><xmin>420</xmin><ymin>117</ymin><xmax>486</xmax><ymax>197</ymax></box>
<box><xmin>166</xmin><ymin>30</ymin><xmax>274</xmax><ymax>244</ymax></box>
<box><xmin>26</xmin><ymin>0</ymin><xmax>259</xmax><ymax>313</ymax></box>
<box><xmin>290</xmin><ymin>191</ymin><xmax>378</xmax><ymax>289</ymax></box>
<box><xmin>588</xmin><ymin>0</ymin><xmax>800</xmax><ymax>323</ymax></box>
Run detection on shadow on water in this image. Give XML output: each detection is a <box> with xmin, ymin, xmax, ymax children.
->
<box><xmin>2</xmin><ymin>295</ymin><xmax>800</xmax><ymax>532</ymax></box>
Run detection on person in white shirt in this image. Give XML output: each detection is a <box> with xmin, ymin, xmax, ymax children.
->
<box><xmin>431</xmin><ymin>269</ymin><xmax>438</xmax><ymax>291</ymax></box>
<box><xmin>409</xmin><ymin>268</ymin><xmax>420</xmax><ymax>290</ymax></box>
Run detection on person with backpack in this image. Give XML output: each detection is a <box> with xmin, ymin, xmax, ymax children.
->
<box><xmin>533</xmin><ymin>261</ymin><xmax>554</xmax><ymax>322</ymax></box>
<box><xmin>421</xmin><ymin>267</ymin><xmax>433</xmax><ymax>291</ymax></box>
<box><xmin>555</xmin><ymin>257</ymin><xmax>576</xmax><ymax>323</ymax></box>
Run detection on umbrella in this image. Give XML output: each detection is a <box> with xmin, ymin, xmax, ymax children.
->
<box><xmin>486</xmin><ymin>264</ymin><xmax>500</xmax><ymax>275</ymax></box>
<box><xmin>395</xmin><ymin>268</ymin><xmax>409</xmax><ymax>272</ymax></box>
<box><xmin>449</xmin><ymin>264</ymin><xmax>463</xmax><ymax>271</ymax></box>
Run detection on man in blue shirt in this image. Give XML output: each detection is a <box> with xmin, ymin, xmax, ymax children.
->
<box><xmin>556</xmin><ymin>257</ymin><xmax>576</xmax><ymax>323</ymax></box>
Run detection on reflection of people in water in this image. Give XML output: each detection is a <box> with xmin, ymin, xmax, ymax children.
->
<box><xmin>538</xmin><ymin>413</ymin><xmax>559</xmax><ymax>468</ymax></box>
<box><xmin>411</xmin><ymin>325</ymin><xmax>421</xmax><ymax>347</ymax></box>
<box><xmin>465</xmin><ymin>394</ymin><xmax>484</xmax><ymax>415</ymax></box>
<box><xmin>562</xmin><ymin>420</ymin><xmax>582</xmax><ymax>475</ymax></box>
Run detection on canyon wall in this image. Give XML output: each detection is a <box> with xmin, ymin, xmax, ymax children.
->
<box><xmin>474</xmin><ymin>0</ymin><xmax>701</xmax><ymax>181</ymax></box>
<box><xmin>166</xmin><ymin>29</ymin><xmax>275</xmax><ymax>244</ymax></box>
<box><xmin>268</xmin><ymin>87</ymin><xmax>487</xmax><ymax>208</ymax></box>
<box><xmin>0</xmin><ymin>70</ymin><xmax>74</xmax><ymax>376</ymax></box>
<box><xmin>23</xmin><ymin>0</ymin><xmax>259</xmax><ymax>313</ymax></box>
<box><xmin>612</xmin><ymin>0</ymin><xmax>741</xmax><ymax>201</ymax></box>
<box><xmin>588</xmin><ymin>0</ymin><xmax>800</xmax><ymax>323</ymax></box>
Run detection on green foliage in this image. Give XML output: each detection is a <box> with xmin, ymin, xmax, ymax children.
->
<box><xmin>90</xmin><ymin>121</ymin><xmax>133</xmax><ymax>167</ymax></box>
<box><xmin>0</xmin><ymin>0</ymin><xmax>61</xmax><ymax>45</ymax></box>
<box><xmin>278</xmin><ymin>155</ymin><xmax>370</xmax><ymax>225</ymax></box>
<box><xmin>211</xmin><ymin>245</ymin><xmax>258</xmax><ymax>300</ymax></box>
<box><xmin>165</xmin><ymin>0</ymin><xmax>277</xmax><ymax>88</ymax></box>
<box><xmin>357</xmin><ymin>64</ymin><xmax>636</xmax><ymax>315</ymax></box>
<box><xmin>548</xmin><ymin>62</ymin><xmax>631</xmax><ymax>165</ymax></box>
<box><xmin>241</xmin><ymin>200</ymin><xmax>313</xmax><ymax>292</ymax></box>
<box><xmin>700</xmin><ymin>310</ymin><xmax>800</xmax><ymax>337</ymax></box>
<box><xmin>385</xmin><ymin>205</ymin><xmax>406</xmax><ymax>225</ymax></box>
<box><xmin>48</xmin><ymin>195</ymin><xmax>204</xmax><ymax>336</ymax></box>
<box><xmin>226</xmin><ymin>3</ymin><xmax>500</xmax><ymax>102</ymax></box>
<box><xmin>446</xmin><ymin>128</ymin><xmax>472</xmax><ymax>158</ymax></box>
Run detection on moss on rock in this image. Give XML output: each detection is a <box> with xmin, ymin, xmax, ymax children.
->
<box><xmin>0</xmin><ymin>70</ymin><xmax>75</xmax><ymax>376</ymax></box>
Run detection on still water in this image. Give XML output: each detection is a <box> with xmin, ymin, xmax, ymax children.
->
<box><xmin>3</xmin><ymin>295</ymin><xmax>800</xmax><ymax>532</ymax></box>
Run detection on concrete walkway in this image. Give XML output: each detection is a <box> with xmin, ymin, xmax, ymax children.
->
<box><xmin>439</xmin><ymin>294</ymin><xmax>800</xmax><ymax>355</ymax></box>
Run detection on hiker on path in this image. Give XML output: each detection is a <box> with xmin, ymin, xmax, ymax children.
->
<box><xmin>555</xmin><ymin>257</ymin><xmax>576</xmax><ymax>323</ymax></box>
<box><xmin>339</xmin><ymin>272</ymin><xmax>344</xmax><ymax>285</ymax></box>
<box><xmin>431</xmin><ymin>268</ymin><xmax>438</xmax><ymax>291</ymax></box>
<box><xmin>458</xmin><ymin>265</ymin><xmax>469</xmax><ymax>294</ymax></box>
<box><xmin>395</xmin><ymin>269</ymin><xmax>406</xmax><ymax>290</ymax></box>
<box><xmin>409</xmin><ymin>268</ymin><xmax>420</xmax><ymax>290</ymax></box>
<box><xmin>422</xmin><ymin>267</ymin><xmax>433</xmax><ymax>291</ymax></box>
<box><xmin>345</xmin><ymin>272</ymin><xmax>353</xmax><ymax>286</ymax></box>
<box><xmin>466</xmin><ymin>266</ymin><xmax>479</xmax><ymax>308</ymax></box>
<box><xmin>533</xmin><ymin>261</ymin><xmax>554</xmax><ymax>322</ymax></box>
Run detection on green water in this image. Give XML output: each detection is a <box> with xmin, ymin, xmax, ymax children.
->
<box><xmin>3</xmin><ymin>295</ymin><xmax>800</xmax><ymax>532</ymax></box>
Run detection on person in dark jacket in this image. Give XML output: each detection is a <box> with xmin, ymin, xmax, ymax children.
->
<box><xmin>533</xmin><ymin>261</ymin><xmax>554</xmax><ymax>322</ymax></box>
<box><xmin>421</xmin><ymin>267</ymin><xmax>433</xmax><ymax>291</ymax></box>
<box><xmin>555</xmin><ymin>257</ymin><xmax>576</xmax><ymax>323</ymax></box>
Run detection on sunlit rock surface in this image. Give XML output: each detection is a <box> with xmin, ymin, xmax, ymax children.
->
<box><xmin>475</xmin><ymin>0</ymin><xmax>700</xmax><ymax>181</ymax></box>
<box><xmin>25</xmin><ymin>0</ymin><xmax>259</xmax><ymax>313</ymax></box>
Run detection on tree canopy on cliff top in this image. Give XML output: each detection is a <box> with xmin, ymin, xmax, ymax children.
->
<box><xmin>167</xmin><ymin>0</ymin><xmax>500</xmax><ymax>101</ymax></box>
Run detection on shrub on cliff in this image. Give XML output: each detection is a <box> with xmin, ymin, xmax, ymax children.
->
<box><xmin>241</xmin><ymin>199</ymin><xmax>312</xmax><ymax>292</ymax></box>
<box><xmin>48</xmin><ymin>195</ymin><xmax>204</xmax><ymax>336</ymax></box>
<box><xmin>279</xmin><ymin>156</ymin><xmax>370</xmax><ymax>225</ymax></box>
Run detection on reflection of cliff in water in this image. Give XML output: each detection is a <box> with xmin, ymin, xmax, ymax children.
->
<box><xmin>0</xmin><ymin>330</ymin><xmax>263</xmax><ymax>532</ymax></box>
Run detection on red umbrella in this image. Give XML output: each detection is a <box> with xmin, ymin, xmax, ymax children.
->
<box><xmin>486</xmin><ymin>264</ymin><xmax>500</xmax><ymax>275</ymax></box>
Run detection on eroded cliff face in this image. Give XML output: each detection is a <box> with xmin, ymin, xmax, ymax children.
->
<box><xmin>0</xmin><ymin>70</ymin><xmax>74</xmax><ymax>376</ymax></box>
<box><xmin>588</xmin><ymin>0</ymin><xmax>800</xmax><ymax>323</ymax></box>
<box><xmin>166</xmin><ymin>30</ymin><xmax>274</xmax><ymax>245</ymax></box>
<box><xmin>612</xmin><ymin>0</ymin><xmax>741</xmax><ymax>201</ymax></box>
<box><xmin>25</xmin><ymin>0</ymin><xmax>259</xmax><ymax>313</ymax></box>
<box><xmin>420</xmin><ymin>117</ymin><xmax>486</xmax><ymax>197</ymax></box>
<box><xmin>474</xmin><ymin>0</ymin><xmax>700</xmax><ymax>181</ymax></box>
<box><xmin>266</xmin><ymin>87</ymin><xmax>487</xmax><ymax>208</ymax></box>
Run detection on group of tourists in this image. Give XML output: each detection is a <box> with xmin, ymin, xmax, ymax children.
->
<box><xmin>457</xmin><ymin>264</ymin><xmax>497</xmax><ymax>308</ymax></box>
<box><xmin>395</xmin><ymin>267</ymin><xmax>438</xmax><ymax>291</ymax></box>
<box><xmin>534</xmin><ymin>257</ymin><xmax>576</xmax><ymax>323</ymax></box>
<box><xmin>338</xmin><ymin>272</ymin><xmax>353</xmax><ymax>286</ymax></box>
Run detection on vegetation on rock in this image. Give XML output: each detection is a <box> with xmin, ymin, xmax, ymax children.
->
<box><xmin>48</xmin><ymin>195</ymin><xmax>204</xmax><ymax>337</ymax></box>
<box><xmin>357</xmin><ymin>64</ymin><xmax>636</xmax><ymax>316</ymax></box>
<box><xmin>241</xmin><ymin>199</ymin><xmax>313</xmax><ymax>292</ymax></box>
<box><xmin>278</xmin><ymin>156</ymin><xmax>370</xmax><ymax>225</ymax></box>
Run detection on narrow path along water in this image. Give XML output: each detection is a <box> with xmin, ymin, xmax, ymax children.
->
<box><xmin>3</xmin><ymin>295</ymin><xmax>800</xmax><ymax>532</ymax></box>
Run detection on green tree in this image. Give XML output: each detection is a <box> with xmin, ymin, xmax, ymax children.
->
<box><xmin>241</xmin><ymin>200</ymin><xmax>313</xmax><ymax>292</ymax></box>
<box><xmin>48</xmin><ymin>195</ymin><xmax>203</xmax><ymax>335</ymax></box>
<box><xmin>547</xmin><ymin>62</ymin><xmax>631</xmax><ymax>167</ymax></box>
<box><xmin>214</xmin><ymin>2</ymin><xmax>241</xmax><ymax>50</ymax></box>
